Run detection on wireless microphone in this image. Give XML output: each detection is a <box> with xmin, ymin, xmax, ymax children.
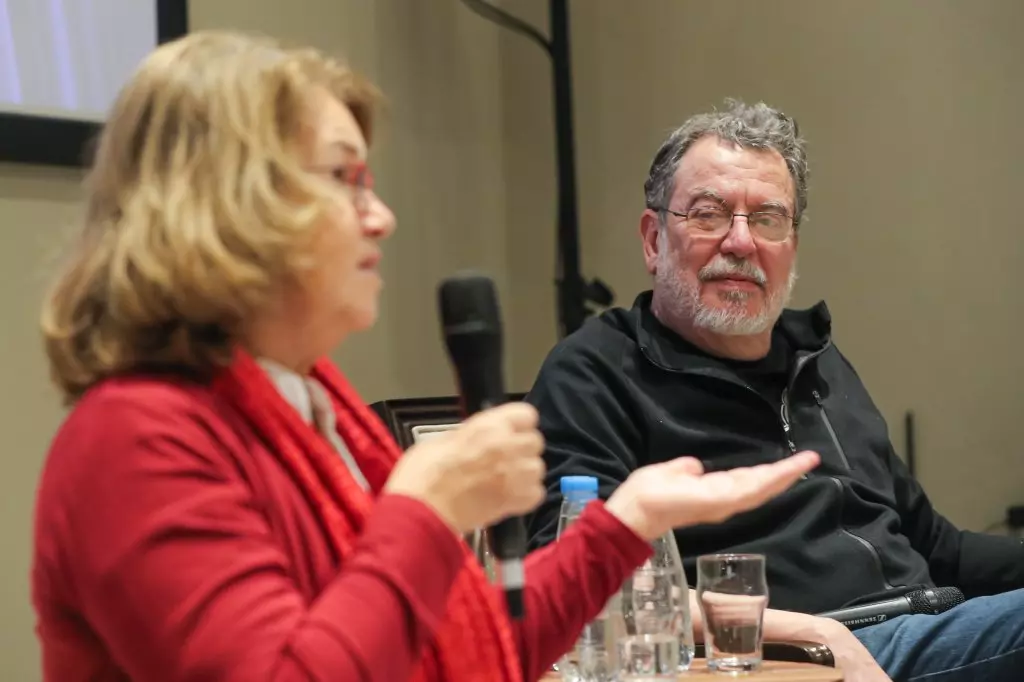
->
<box><xmin>438</xmin><ymin>272</ymin><xmax>526</xmax><ymax>619</ymax></box>
<box><xmin>816</xmin><ymin>586</ymin><xmax>965</xmax><ymax>630</ymax></box>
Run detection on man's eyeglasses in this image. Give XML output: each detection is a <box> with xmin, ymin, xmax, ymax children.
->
<box><xmin>650</xmin><ymin>205</ymin><xmax>795</xmax><ymax>243</ymax></box>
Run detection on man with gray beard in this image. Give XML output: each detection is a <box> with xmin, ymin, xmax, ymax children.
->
<box><xmin>524</xmin><ymin>100</ymin><xmax>1024</xmax><ymax>682</ymax></box>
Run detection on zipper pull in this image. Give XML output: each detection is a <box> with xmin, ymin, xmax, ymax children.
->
<box><xmin>780</xmin><ymin>391</ymin><xmax>804</xmax><ymax>479</ymax></box>
<box><xmin>812</xmin><ymin>390</ymin><xmax>823</xmax><ymax>406</ymax></box>
<box><xmin>781</xmin><ymin>422</ymin><xmax>797</xmax><ymax>452</ymax></box>
<box><xmin>780</xmin><ymin>390</ymin><xmax>797</xmax><ymax>453</ymax></box>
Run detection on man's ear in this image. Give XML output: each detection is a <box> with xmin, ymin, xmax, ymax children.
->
<box><xmin>640</xmin><ymin>210</ymin><xmax>662</xmax><ymax>275</ymax></box>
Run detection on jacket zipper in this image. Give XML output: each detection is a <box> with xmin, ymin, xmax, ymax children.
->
<box><xmin>779</xmin><ymin>350</ymin><xmax>820</xmax><ymax>459</ymax></box>
<box><xmin>641</xmin><ymin>344</ymin><xmax>826</xmax><ymax>466</ymax></box>
<box><xmin>788</xmin><ymin>393</ymin><xmax>893</xmax><ymax>590</ymax></box>
<box><xmin>778</xmin><ymin>390</ymin><xmax>807</xmax><ymax>479</ymax></box>
<box><xmin>638</xmin><ymin>338</ymin><xmax>893</xmax><ymax>592</ymax></box>
<box><xmin>812</xmin><ymin>392</ymin><xmax>890</xmax><ymax>589</ymax></box>
<box><xmin>827</xmin><ymin>478</ymin><xmax>894</xmax><ymax>589</ymax></box>
<box><xmin>767</xmin><ymin>382</ymin><xmax>894</xmax><ymax>589</ymax></box>
<box><xmin>812</xmin><ymin>390</ymin><xmax>851</xmax><ymax>469</ymax></box>
<box><xmin>638</xmin><ymin>339</ymin><xmax>897</xmax><ymax>589</ymax></box>
<box><xmin>779</xmin><ymin>389</ymin><xmax>797</xmax><ymax>454</ymax></box>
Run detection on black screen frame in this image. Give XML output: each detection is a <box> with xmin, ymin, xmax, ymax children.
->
<box><xmin>0</xmin><ymin>0</ymin><xmax>189</xmax><ymax>168</ymax></box>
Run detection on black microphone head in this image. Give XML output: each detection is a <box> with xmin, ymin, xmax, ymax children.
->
<box><xmin>438</xmin><ymin>271</ymin><xmax>502</xmax><ymax>342</ymax></box>
<box><xmin>910</xmin><ymin>587</ymin><xmax>965</xmax><ymax>615</ymax></box>
<box><xmin>438</xmin><ymin>272</ymin><xmax>523</xmax><ymax>618</ymax></box>
<box><xmin>438</xmin><ymin>272</ymin><xmax>505</xmax><ymax>415</ymax></box>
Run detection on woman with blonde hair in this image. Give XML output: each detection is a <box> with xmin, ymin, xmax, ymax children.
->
<box><xmin>32</xmin><ymin>30</ymin><xmax>818</xmax><ymax>682</ymax></box>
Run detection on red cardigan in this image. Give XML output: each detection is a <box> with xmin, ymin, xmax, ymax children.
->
<box><xmin>32</xmin><ymin>376</ymin><xmax>651</xmax><ymax>682</ymax></box>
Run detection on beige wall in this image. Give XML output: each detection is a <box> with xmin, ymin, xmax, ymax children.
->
<box><xmin>0</xmin><ymin>165</ymin><xmax>84</xmax><ymax>680</ymax></box>
<box><xmin>1</xmin><ymin>0</ymin><xmax>1022</xmax><ymax>677</ymax></box>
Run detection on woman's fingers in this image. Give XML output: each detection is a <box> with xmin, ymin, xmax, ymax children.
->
<box><xmin>667</xmin><ymin>456</ymin><xmax>705</xmax><ymax>476</ymax></box>
<box><xmin>705</xmin><ymin>451</ymin><xmax>820</xmax><ymax>512</ymax></box>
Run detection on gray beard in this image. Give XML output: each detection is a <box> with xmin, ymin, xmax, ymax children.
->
<box><xmin>654</xmin><ymin>248</ymin><xmax>798</xmax><ymax>337</ymax></box>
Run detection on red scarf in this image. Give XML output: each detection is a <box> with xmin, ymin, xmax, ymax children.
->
<box><xmin>212</xmin><ymin>350</ymin><xmax>521</xmax><ymax>682</ymax></box>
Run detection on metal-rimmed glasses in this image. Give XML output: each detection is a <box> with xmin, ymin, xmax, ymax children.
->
<box><xmin>650</xmin><ymin>205</ymin><xmax>795</xmax><ymax>242</ymax></box>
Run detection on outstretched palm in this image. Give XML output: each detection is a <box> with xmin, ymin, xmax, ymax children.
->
<box><xmin>606</xmin><ymin>451</ymin><xmax>819</xmax><ymax>541</ymax></box>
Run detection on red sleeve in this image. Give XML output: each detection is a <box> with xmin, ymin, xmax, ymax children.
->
<box><xmin>513</xmin><ymin>501</ymin><xmax>653</xmax><ymax>680</ymax></box>
<box><xmin>35</xmin><ymin>394</ymin><xmax>465</xmax><ymax>682</ymax></box>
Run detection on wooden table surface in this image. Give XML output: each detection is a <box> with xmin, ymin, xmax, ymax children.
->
<box><xmin>540</xmin><ymin>659</ymin><xmax>842</xmax><ymax>681</ymax></box>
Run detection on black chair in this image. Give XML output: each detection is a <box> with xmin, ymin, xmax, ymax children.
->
<box><xmin>370</xmin><ymin>394</ymin><xmax>525</xmax><ymax>450</ymax></box>
<box><xmin>369</xmin><ymin>394</ymin><xmax>835</xmax><ymax>668</ymax></box>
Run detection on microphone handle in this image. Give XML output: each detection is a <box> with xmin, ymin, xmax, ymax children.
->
<box><xmin>490</xmin><ymin>516</ymin><xmax>526</xmax><ymax>617</ymax></box>
<box><xmin>817</xmin><ymin>586</ymin><xmax>965</xmax><ymax>630</ymax></box>
<box><xmin>462</xmin><ymin>385</ymin><xmax>527</xmax><ymax>618</ymax></box>
<box><xmin>479</xmin><ymin>391</ymin><xmax>527</xmax><ymax>618</ymax></box>
<box><xmin>438</xmin><ymin>274</ymin><xmax>524</xmax><ymax>618</ymax></box>
<box><xmin>816</xmin><ymin>595</ymin><xmax>913</xmax><ymax>629</ymax></box>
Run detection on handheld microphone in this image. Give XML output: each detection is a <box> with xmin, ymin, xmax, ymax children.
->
<box><xmin>438</xmin><ymin>272</ymin><xmax>526</xmax><ymax>619</ymax></box>
<box><xmin>816</xmin><ymin>586</ymin><xmax>965</xmax><ymax>630</ymax></box>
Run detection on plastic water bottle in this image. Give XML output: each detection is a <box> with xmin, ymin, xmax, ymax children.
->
<box><xmin>555</xmin><ymin>475</ymin><xmax>599</xmax><ymax>540</ymax></box>
<box><xmin>555</xmin><ymin>475</ymin><xmax>610</xmax><ymax>682</ymax></box>
<box><xmin>612</xmin><ymin>531</ymin><xmax>696</xmax><ymax>677</ymax></box>
<box><xmin>554</xmin><ymin>476</ymin><xmax>695</xmax><ymax>681</ymax></box>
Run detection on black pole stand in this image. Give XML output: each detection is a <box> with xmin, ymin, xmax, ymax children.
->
<box><xmin>460</xmin><ymin>0</ymin><xmax>614</xmax><ymax>337</ymax></box>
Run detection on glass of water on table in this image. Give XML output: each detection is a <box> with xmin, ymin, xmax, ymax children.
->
<box><xmin>696</xmin><ymin>553</ymin><xmax>769</xmax><ymax>673</ymax></box>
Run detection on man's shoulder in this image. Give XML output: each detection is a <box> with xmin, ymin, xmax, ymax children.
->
<box><xmin>536</xmin><ymin>303</ymin><xmax>640</xmax><ymax>376</ymax></box>
<box><xmin>777</xmin><ymin>299</ymin><xmax>833</xmax><ymax>352</ymax></box>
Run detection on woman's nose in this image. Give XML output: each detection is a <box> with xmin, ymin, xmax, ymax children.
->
<box><xmin>361</xmin><ymin>191</ymin><xmax>396</xmax><ymax>239</ymax></box>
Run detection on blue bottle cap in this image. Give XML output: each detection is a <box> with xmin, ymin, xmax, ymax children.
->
<box><xmin>560</xmin><ymin>475</ymin><xmax>598</xmax><ymax>496</ymax></box>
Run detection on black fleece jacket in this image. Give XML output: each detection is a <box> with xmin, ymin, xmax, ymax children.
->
<box><xmin>525</xmin><ymin>291</ymin><xmax>1024</xmax><ymax>613</ymax></box>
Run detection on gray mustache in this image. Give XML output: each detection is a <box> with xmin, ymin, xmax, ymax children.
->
<box><xmin>699</xmin><ymin>257</ymin><xmax>768</xmax><ymax>287</ymax></box>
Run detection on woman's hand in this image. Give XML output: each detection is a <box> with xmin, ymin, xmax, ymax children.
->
<box><xmin>605</xmin><ymin>451</ymin><xmax>820</xmax><ymax>541</ymax></box>
<box><xmin>384</xmin><ymin>402</ymin><xmax>545</xmax><ymax>535</ymax></box>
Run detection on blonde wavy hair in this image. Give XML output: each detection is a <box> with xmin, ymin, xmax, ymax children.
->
<box><xmin>41</xmin><ymin>30</ymin><xmax>380</xmax><ymax>402</ymax></box>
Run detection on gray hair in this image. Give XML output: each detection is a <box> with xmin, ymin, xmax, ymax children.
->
<box><xmin>644</xmin><ymin>98</ymin><xmax>809</xmax><ymax>226</ymax></box>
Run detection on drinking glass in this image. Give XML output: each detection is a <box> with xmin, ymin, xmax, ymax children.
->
<box><xmin>696</xmin><ymin>553</ymin><xmax>769</xmax><ymax>674</ymax></box>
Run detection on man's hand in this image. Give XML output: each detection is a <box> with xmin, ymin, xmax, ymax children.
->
<box><xmin>688</xmin><ymin>591</ymin><xmax>891</xmax><ymax>682</ymax></box>
<box><xmin>814</xmin><ymin>619</ymin><xmax>891</xmax><ymax>682</ymax></box>
<box><xmin>760</xmin><ymin>609</ymin><xmax>891</xmax><ymax>682</ymax></box>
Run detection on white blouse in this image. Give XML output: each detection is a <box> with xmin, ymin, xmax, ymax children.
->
<box><xmin>258</xmin><ymin>359</ymin><xmax>370</xmax><ymax>491</ymax></box>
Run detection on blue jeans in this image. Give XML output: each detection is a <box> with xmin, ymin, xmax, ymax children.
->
<box><xmin>853</xmin><ymin>588</ymin><xmax>1024</xmax><ymax>681</ymax></box>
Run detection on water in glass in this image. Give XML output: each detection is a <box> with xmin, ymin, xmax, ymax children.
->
<box><xmin>696</xmin><ymin>553</ymin><xmax>768</xmax><ymax>673</ymax></box>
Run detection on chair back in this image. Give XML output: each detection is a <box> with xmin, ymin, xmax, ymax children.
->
<box><xmin>369</xmin><ymin>394</ymin><xmax>526</xmax><ymax>571</ymax></box>
<box><xmin>369</xmin><ymin>394</ymin><xmax>525</xmax><ymax>450</ymax></box>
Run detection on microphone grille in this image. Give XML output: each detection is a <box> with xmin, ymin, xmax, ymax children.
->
<box><xmin>438</xmin><ymin>272</ymin><xmax>501</xmax><ymax>335</ymax></box>
<box><xmin>933</xmin><ymin>587</ymin><xmax>966</xmax><ymax>610</ymax></box>
<box><xmin>908</xmin><ymin>587</ymin><xmax>965</xmax><ymax>615</ymax></box>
